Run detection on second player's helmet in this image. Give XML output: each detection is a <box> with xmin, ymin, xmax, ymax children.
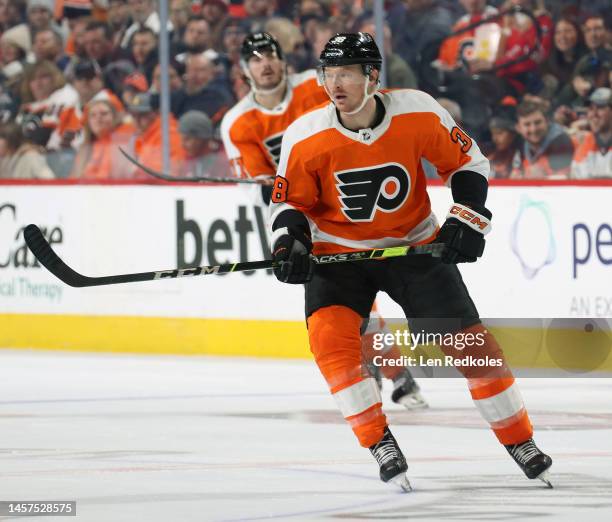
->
<box><xmin>240</xmin><ymin>32</ymin><xmax>284</xmax><ymax>64</ymax></box>
<box><xmin>319</xmin><ymin>32</ymin><xmax>382</xmax><ymax>70</ymax></box>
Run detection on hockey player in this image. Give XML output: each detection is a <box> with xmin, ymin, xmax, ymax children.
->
<box><xmin>269</xmin><ymin>32</ymin><xmax>552</xmax><ymax>491</ymax></box>
<box><xmin>221</xmin><ymin>32</ymin><xmax>427</xmax><ymax>409</ymax></box>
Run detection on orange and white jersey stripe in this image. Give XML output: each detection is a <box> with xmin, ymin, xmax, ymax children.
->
<box><xmin>270</xmin><ymin>89</ymin><xmax>490</xmax><ymax>254</ymax></box>
<box><xmin>220</xmin><ymin>70</ymin><xmax>329</xmax><ymax>180</ymax></box>
<box><xmin>571</xmin><ymin>131</ymin><xmax>612</xmax><ymax>179</ymax></box>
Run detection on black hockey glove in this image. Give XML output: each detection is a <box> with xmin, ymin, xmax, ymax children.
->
<box><xmin>271</xmin><ymin>227</ymin><xmax>314</xmax><ymax>284</ymax></box>
<box><xmin>437</xmin><ymin>202</ymin><xmax>492</xmax><ymax>264</ymax></box>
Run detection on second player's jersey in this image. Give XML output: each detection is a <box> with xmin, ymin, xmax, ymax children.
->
<box><xmin>220</xmin><ymin>70</ymin><xmax>329</xmax><ymax>180</ymax></box>
<box><xmin>270</xmin><ymin>89</ymin><xmax>490</xmax><ymax>254</ymax></box>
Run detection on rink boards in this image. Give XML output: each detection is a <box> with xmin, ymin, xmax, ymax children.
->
<box><xmin>1</xmin><ymin>182</ymin><xmax>611</xmax><ymax>366</ymax></box>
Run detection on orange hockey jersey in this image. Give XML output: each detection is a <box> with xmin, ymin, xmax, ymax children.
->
<box><xmin>220</xmin><ymin>70</ymin><xmax>329</xmax><ymax>180</ymax></box>
<box><xmin>270</xmin><ymin>89</ymin><xmax>490</xmax><ymax>254</ymax></box>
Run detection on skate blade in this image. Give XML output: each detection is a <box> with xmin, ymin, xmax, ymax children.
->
<box><xmin>537</xmin><ymin>469</ymin><xmax>553</xmax><ymax>489</ymax></box>
<box><xmin>397</xmin><ymin>392</ymin><xmax>429</xmax><ymax>411</ymax></box>
<box><xmin>390</xmin><ymin>472</ymin><xmax>413</xmax><ymax>492</ymax></box>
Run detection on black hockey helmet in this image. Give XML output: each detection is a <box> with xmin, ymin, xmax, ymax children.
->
<box><xmin>240</xmin><ymin>32</ymin><xmax>284</xmax><ymax>63</ymax></box>
<box><xmin>319</xmin><ymin>32</ymin><xmax>382</xmax><ymax>69</ymax></box>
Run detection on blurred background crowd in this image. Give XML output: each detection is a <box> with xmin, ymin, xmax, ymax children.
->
<box><xmin>0</xmin><ymin>0</ymin><xmax>610</xmax><ymax>181</ymax></box>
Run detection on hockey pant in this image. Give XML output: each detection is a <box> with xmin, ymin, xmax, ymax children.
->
<box><xmin>308</xmin><ymin>305</ymin><xmax>533</xmax><ymax>448</ymax></box>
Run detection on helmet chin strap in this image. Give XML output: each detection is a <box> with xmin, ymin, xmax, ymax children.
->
<box><xmin>343</xmin><ymin>77</ymin><xmax>377</xmax><ymax>116</ymax></box>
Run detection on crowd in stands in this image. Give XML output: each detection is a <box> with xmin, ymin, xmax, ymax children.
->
<box><xmin>0</xmin><ymin>0</ymin><xmax>610</xmax><ymax>181</ymax></box>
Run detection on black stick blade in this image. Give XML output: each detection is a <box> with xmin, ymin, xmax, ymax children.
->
<box><xmin>24</xmin><ymin>224</ymin><xmax>92</xmax><ymax>287</ymax></box>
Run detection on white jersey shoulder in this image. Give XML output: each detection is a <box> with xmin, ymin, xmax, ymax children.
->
<box><xmin>276</xmin><ymin>104</ymin><xmax>334</xmax><ymax>176</ymax></box>
<box><xmin>288</xmin><ymin>69</ymin><xmax>317</xmax><ymax>87</ymax></box>
<box><xmin>384</xmin><ymin>89</ymin><xmax>449</xmax><ymax>120</ymax></box>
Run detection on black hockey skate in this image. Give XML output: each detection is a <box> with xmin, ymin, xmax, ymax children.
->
<box><xmin>369</xmin><ymin>428</ymin><xmax>412</xmax><ymax>492</ymax></box>
<box><xmin>505</xmin><ymin>438</ymin><xmax>553</xmax><ymax>488</ymax></box>
<box><xmin>391</xmin><ymin>370</ymin><xmax>428</xmax><ymax>410</ymax></box>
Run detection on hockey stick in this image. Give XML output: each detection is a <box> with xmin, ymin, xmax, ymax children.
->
<box><xmin>24</xmin><ymin>224</ymin><xmax>444</xmax><ymax>288</ymax></box>
<box><xmin>119</xmin><ymin>147</ymin><xmax>270</xmax><ymax>185</ymax></box>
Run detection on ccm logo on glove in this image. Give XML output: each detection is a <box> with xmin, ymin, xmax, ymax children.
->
<box><xmin>448</xmin><ymin>204</ymin><xmax>491</xmax><ymax>235</ymax></box>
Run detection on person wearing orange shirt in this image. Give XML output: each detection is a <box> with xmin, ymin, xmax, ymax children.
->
<box><xmin>269</xmin><ymin>32</ymin><xmax>552</xmax><ymax>491</ymax></box>
<box><xmin>70</xmin><ymin>98</ymin><xmax>135</xmax><ymax>179</ymax></box>
<box><xmin>222</xmin><ymin>32</ymin><xmax>428</xmax><ymax>410</ymax></box>
<box><xmin>125</xmin><ymin>91</ymin><xmax>185</xmax><ymax>180</ymax></box>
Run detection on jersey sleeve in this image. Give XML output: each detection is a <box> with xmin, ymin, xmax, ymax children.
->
<box><xmin>420</xmin><ymin>96</ymin><xmax>490</xmax><ymax>184</ymax></box>
<box><xmin>269</xmin><ymin>121</ymin><xmax>320</xmax><ymax>231</ymax></box>
<box><xmin>220</xmin><ymin>112</ymin><xmax>275</xmax><ymax>179</ymax></box>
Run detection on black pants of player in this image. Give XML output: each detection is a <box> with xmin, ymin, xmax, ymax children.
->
<box><xmin>305</xmin><ymin>254</ymin><xmax>481</xmax><ymax>332</ymax></box>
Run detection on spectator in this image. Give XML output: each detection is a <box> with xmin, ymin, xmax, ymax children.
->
<box><xmin>26</xmin><ymin>0</ymin><xmax>59</xmax><ymax>34</ymax></box>
<box><xmin>330</xmin><ymin>0</ymin><xmax>363</xmax><ymax>32</ymax></box>
<box><xmin>64</xmin><ymin>15</ymin><xmax>89</xmax><ymax>59</ymax></box>
<box><xmin>177</xmin><ymin>16</ymin><xmax>213</xmax><ymax>57</ymax></box>
<box><xmin>125</xmin><ymin>91</ymin><xmax>184</xmax><ymax>179</ymax></box>
<box><xmin>121</xmin><ymin>0</ymin><xmax>162</xmax><ymax>49</ymax></box>
<box><xmin>0</xmin><ymin>0</ymin><xmax>26</xmax><ymax>32</ymax></box>
<box><xmin>512</xmin><ymin>99</ymin><xmax>574</xmax><ymax>178</ymax></box>
<box><xmin>70</xmin><ymin>98</ymin><xmax>135</xmax><ymax>179</ymax></box>
<box><xmin>243</xmin><ymin>0</ymin><xmax>277</xmax><ymax>32</ymax></box>
<box><xmin>71</xmin><ymin>59</ymin><xmax>124</xmax><ymax>111</ymax></box>
<box><xmin>171</xmin><ymin>51</ymin><xmax>233</xmax><ymax>123</ymax></box>
<box><xmin>487</xmin><ymin>111</ymin><xmax>521</xmax><ymax>178</ymax></box>
<box><xmin>391</xmin><ymin>0</ymin><xmax>454</xmax><ymax>92</ymax></box>
<box><xmin>177</xmin><ymin>110</ymin><xmax>229</xmax><ymax>178</ymax></box>
<box><xmin>169</xmin><ymin>0</ymin><xmax>191</xmax><ymax>49</ymax></box>
<box><xmin>540</xmin><ymin>17</ymin><xmax>588</xmax><ymax>99</ymax></box>
<box><xmin>0</xmin><ymin>23</ymin><xmax>30</xmax><ymax>82</ymax></box>
<box><xmin>130</xmin><ymin>26</ymin><xmax>158</xmax><ymax>83</ymax></box>
<box><xmin>83</xmin><ymin>20</ymin><xmax>123</xmax><ymax>68</ymax></box>
<box><xmin>121</xmin><ymin>70</ymin><xmax>148</xmax><ymax>107</ymax></box>
<box><xmin>357</xmin><ymin>18</ymin><xmax>417</xmax><ymax>88</ymax></box>
<box><xmin>201</xmin><ymin>0</ymin><xmax>230</xmax><ymax>51</ymax></box>
<box><xmin>151</xmin><ymin>60</ymin><xmax>183</xmax><ymax>93</ymax></box>
<box><xmin>311</xmin><ymin>20</ymin><xmax>336</xmax><ymax>66</ymax></box>
<box><xmin>265</xmin><ymin>17</ymin><xmax>308</xmax><ymax>72</ymax></box>
<box><xmin>556</xmin><ymin>14</ymin><xmax>612</xmax><ymax>110</ymax></box>
<box><xmin>108</xmin><ymin>0</ymin><xmax>131</xmax><ymax>49</ymax></box>
<box><xmin>571</xmin><ymin>87</ymin><xmax>612</xmax><ymax>178</ymax></box>
<box><xmin>32</xmin><ymin>28</ymin><xmax>70</xmax><ymax>72</ymax></box>
<box><xmin>221</xmin><ymin>18</ymin><xmax>248</xmax><ymax>64</ymax></box>
<box><xmin>18</xmin><ymin>60</ymin><xmax>79</xmax><ymax>150</ymax></box>
<box><xmin>0</xmin><ymin>118</ymin><xmax>54</xmax><ymax>178</ymax></box>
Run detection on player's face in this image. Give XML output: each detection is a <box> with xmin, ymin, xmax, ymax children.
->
<box><xmin>587</xmin><ymin>104</ymin><xmax>612</xmax><ymax>134</ymax></box>
<box><xmin>247</xmin><ymin>49</ymin><xmax>284</xmax><ymax>90</ymax></box>
<box><xmin>516</xmin><ymin>111</ymin><xmax>549</xmax><ymax>146</ymax></box>
<box><xmin>321</xmin><ymin>64</ymin><xmax>371</xmax><ymax>113</ymax></box>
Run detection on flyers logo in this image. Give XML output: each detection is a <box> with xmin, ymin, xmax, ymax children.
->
<box><xmin>335</xmin><ymin>163</ymin><xmax>410</xmax><ymax>222</ymax></box>
<box><xmin>263</xmin><ymin>132</ymin><xmax>284</xmax><ymax>166</ymax></box>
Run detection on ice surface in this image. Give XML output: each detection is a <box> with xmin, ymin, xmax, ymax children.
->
<box><xmin>1</xmin><ymin>350</ymin><xmax>611</xmax><ymax>521</ymax></box>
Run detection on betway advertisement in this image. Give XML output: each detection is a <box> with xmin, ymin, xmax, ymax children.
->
<box><xmin>0</xmin><ymin>184</ymin><xmax>610</xmax><ymax>320</ymax></box>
